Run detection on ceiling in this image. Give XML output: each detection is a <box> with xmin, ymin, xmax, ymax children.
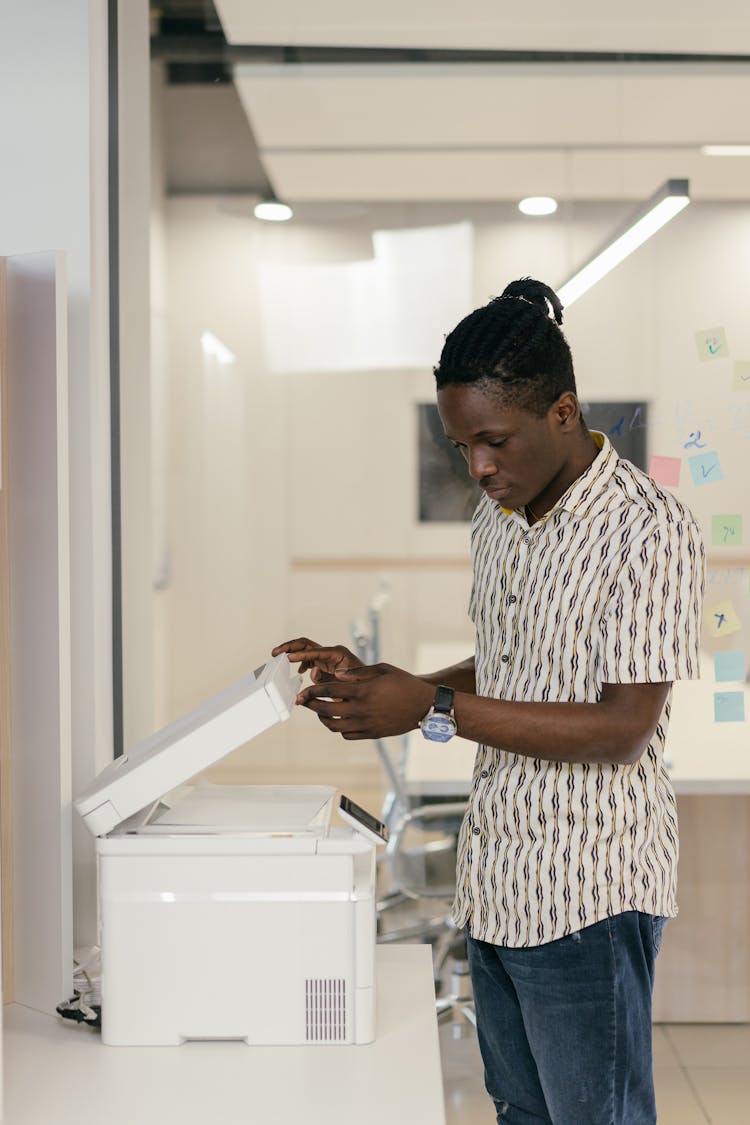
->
<box><xmin>152</xmin><ymin>1</ymin><xmax>750</xmax><ymax>202</ymax></box>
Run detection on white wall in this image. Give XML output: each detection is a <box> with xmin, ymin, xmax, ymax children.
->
<box><xmin>151</xmin><ymin>197</ymin><xmax>749</xmax><ymax>789</ymax></box>
<box><xmin>0</xmin><ymin>0</ymin><xmax>112</xmax><ymax>949</ymax></box>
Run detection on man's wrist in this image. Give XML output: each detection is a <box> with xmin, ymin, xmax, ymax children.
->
<box><xmin>419</xmin><ymin>684</ymin><xmax>458</xmax><ymax>742</ymax></box>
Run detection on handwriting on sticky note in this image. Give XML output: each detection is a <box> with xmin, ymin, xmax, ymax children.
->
<box><xmin>714</xmin><ymin>650</ymin><xmax>746</xmax><ymax>683</ymax></box>
<box><xmin>695</xmin><ymin>327</ymin><xmax>729</xmax><ymax>361</ymax></box>
<box><xmin>714</xmin><ymin>691</ymin><xmax>746</xmax><ymax>723</ymax></box>
<box><xmin>711</xmin><ymin>514</ymin><xmax>744</xmax><ymax>547</ymax></box>
<box><xmin>707</xmin><ymin>600</ymin><xmax>743</xmax><ymax>638</ymax></box>
<box><xmin>648</xmin><ymin>455</ymin><xmax>681</xmax><ymax>488</ymax></box>
<box><xmin>733</xmin><ymin>361</ymin><xmax>750</xmax><ymax>391</ymax></box>
<box><xmin>688</xmin><ymin>451</ymin><xmax>723</xmax><ymax>486</ymax></box>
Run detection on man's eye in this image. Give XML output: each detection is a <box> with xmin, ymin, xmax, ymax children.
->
<box><xmin>488</xmin><ymin>439</ymin><xmax>506</xmax><ymax>449</ymax></box>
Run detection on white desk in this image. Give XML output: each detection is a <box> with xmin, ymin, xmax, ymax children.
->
<box><xmin>2</xmin><ymin>946</ymin><xmax>445</xmax><ymax>1125</ymax></box>
<box><xmin>404</xmin><ymin>677</ymin><xmax>750</xmax><ymax>798</ymax></box>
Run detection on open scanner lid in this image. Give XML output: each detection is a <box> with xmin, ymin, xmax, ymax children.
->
<box><xmin>75</xmin><ymin>654</ymin><xmax>303</xmax><ymax>837</ymax></box>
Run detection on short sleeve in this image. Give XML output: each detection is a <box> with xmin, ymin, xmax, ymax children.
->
<box><xmin>598</xmin><ymin>519</ymin><xmax>705</xmax><ymax>684</ymax></box>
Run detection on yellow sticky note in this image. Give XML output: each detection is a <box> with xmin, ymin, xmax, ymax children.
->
<box><xmin>733</xmin><ymin>361</ymin><xmax>750</xmax><ymax>391</ymax></box>
<box><xmin>707</xmin><ymin>600</ymin><xmax>743</xmax><ymax>638</ymax></box>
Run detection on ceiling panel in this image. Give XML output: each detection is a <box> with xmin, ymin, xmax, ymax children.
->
<box><xmin>234</xmin><ymin>65</ymin><xmax>750</xmax><ymax>151</ymax></box>
<box><xmin>216</xmin><ymin>0</ymin><xmax>750</xmax><ymax>55</ymax></box>
<box><xmin>231</xmin><ymin>64</ymin><xmax>750</xmax><ymax>201</ymax></box>
<box><xmin>262</xmin><ymin>148</ymin><xmax>750</xmax><ymax>203</ymax></box>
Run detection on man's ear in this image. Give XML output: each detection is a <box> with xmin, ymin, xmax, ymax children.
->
<box><xmin>551</xmin><ymin>392</ymin><xmax>581</xmax><ymax>433</ymax></box>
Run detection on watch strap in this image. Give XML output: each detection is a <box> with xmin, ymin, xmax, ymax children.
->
<box><xmin>433</xmin><ymin>685</ymin><xmax>455</xmax><ymax>714</ymax></box>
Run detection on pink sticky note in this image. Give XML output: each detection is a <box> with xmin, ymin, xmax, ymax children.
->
<box><xmin>649</xmin><ymin>455</ymin><xmax>681</xmax><ymax>487</ymax></box>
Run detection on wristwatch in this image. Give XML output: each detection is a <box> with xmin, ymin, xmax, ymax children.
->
<box><xmin>419</xmin><ymin>685</ymin><xmax>458</xmax><ymax>743</ymax></box>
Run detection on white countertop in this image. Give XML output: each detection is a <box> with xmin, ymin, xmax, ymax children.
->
<box><xmin>404</xmin><ymin>670</ymin><xmax>750</xmax><ymax>798</ymax></box>
<box><xmin>2</xmin><ymin>946</ymin><xmax>445</xmax><ymax>1125</ymax></box>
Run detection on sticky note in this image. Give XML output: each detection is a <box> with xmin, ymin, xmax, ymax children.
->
<box><xmin>695</xmin><ymin>327</ymin><xmax>729</xmax><ymax>361</ymax></box>
<box><xmin>688</xmin><ymin>451</ymin><xmax>723</xmax><ymax>486</ymax></box>
<box><xmin>707</xmin><ymin>600</ymin><xmax>743</xmax><ymax>638</ymax></box>
<box><xmin>714</xmin><ymin>691</ymin><xmax>745</xmax><ymax>723</ymax></box>
<box><xmin>648</xmin><ymin>455</ymin><xmax>681</xmax><ymax>487</ymax></box>
<box><xmin>733</xmin><ymin>361</ymin><xmax>750</xmax><ymax>391</ymax></box>
<box><xmin>711</xmin><ymin>515</ymin><xmax>743</xmax><ymax>547</ymax></box>
<box><xmin>714</xmin><ymin>651</ymin><xmax>746</xmax><ymax>682</ymax></box>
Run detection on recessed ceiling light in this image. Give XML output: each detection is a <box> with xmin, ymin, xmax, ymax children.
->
<box><xmin>701</xmin><ymin>145</ymin><xmax>750</xmax><ymax>156</ymax></box>
<box><xmin>254</xmin><ymin>199</ymin><xmax>294</xmax><ymax>222</ymax></box>
<box><xmin>518</xmin><ymin>196</ymin><xmax>558</xmax><ymax>217</ymax></box>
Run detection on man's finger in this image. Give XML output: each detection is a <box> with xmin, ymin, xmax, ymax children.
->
<box><xmin>271</xmin><ymin>637</ymin><xmax>319</xmax><ymax>657</ymax></box>
<box><xmin>304</xmin><ymin>697</ymin><xmax>360</xmax><ymax>720</ymax></box>
<box><xmin>334</xmin><ymin>666</ymin><xmax>383</xmax><ymax>681</ymax></box>
<box><xmin>283</xmin><ymin>647</ymin><xmax>344</xmax><ymax>667</ymax></box>
<box><xmin>297</xmin><ymin>682</ymin><xmax>363</xmax><ymax>706</ymax></box>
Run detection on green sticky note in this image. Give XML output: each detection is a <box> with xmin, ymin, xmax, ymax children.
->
<box><xmin>711</xmin><ymin>514</ymin><xmax>743</xmax><ymax>547</ymax></box>
<box><xmin>695</xmin><ymin>327</ymin><xmax>729</xmax><ymax>361</ymax></box>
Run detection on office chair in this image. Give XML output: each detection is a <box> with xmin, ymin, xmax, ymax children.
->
<box><xmin>349</xmin><ymin>591</ymin><xmax>475</xmax><ymax>1030</ymax></box>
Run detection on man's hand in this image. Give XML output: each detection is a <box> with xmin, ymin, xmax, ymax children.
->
<box><xmin>271</xmin><ymin>638</ymin><xmax>364</xmax><ymax>684</ymax></box>
<box><xmin>295</xmin><ymin>662</ymin><xmax>435</xmax><ymax>741</ymax></box>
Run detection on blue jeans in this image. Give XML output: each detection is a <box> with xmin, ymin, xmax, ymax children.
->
<box><xmin>467</xmin><ymin>912</ymin><xmax>667</xmax><ymax>1125</ymax></box>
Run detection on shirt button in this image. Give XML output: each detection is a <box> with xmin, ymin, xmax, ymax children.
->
<box><xmin>508</xmin><ymin>595</ymin><xmax>517</xmax><ymax>603</ymax></box>
<box><xmin>523</xmin><ymin>535</ymin><xmax>531</xmax><ymax>545</ymax></box>
<box><xmin>501</xmin><ymin>654</ymin><xmax>509</xmax><ymax>663</ymax></box>
<box><xmin>472</xmin><ymin>826</ymin><xmax>481</xmax><ymax>836</ymax></box>
<box><xmin>481</xmin><ymin>770</ymin><xmax>489</xmax><ymax>778</ymax></box>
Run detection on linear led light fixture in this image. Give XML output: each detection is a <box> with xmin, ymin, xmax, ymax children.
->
<box><xmin>557</xmin><ymin>179</ymin><xmax>690</xmax><ymax>308</ymax></box>
<box><xmin>702</xmin><ymin>145</ymin><xmax>750</xmax><ymax>156</ymax></box>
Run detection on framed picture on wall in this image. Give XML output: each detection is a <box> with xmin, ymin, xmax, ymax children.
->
<box><xmin>580</xmin><ymin>400</ymin><xmax>649</xmax><ymax>470</ymax></box>
<box><xmin>417</xmin><ymin>403</ymin><xmax>481</xmax><ymax>522</ymax></box>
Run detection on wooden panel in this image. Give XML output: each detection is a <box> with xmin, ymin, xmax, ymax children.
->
<box><xmin>0</xmin><ymin>259</ymin><xmax>13</xmax><ymax>1003</ymax></box>
<box><xmin>653</xmin><ymin>795</ymin><xmax>750</xmax><ymax>1022</ymax></box>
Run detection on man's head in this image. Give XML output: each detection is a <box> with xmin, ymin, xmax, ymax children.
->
<box><xmin>434</xmin><ymin>278</ymin><xmax>593</xmax><ymax>514</ymax></box>
<box><xmin>434</xmin><ymin>277</ymin><xmax>576</xmax><ymax>413</ymax></box>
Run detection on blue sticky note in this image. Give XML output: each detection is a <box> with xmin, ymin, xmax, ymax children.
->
<box><xmin>714</xmin><ymin>651</ymin><xmax>746</xmax><ymax>682</ymax></box>
<box><xmin>688</xmin><ymin>451</ymin><xmax>723</xmax><ymax>486</ymax></box>
<box><xmin>714</xmin><ymin>691</ymin><xmax>746</xmax><ymax>723</ymax></box>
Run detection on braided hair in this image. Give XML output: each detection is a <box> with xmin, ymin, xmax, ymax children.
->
<box><xmin>434</xmin><ymin>277</ymin><xmax>577</xmax><ymax>417</ymax></box>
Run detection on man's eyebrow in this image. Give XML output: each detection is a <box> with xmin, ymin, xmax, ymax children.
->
<box><xmin>444</xmin><ymin>428</ymin><xmax>511</xmax><ymax>442</ymax></box>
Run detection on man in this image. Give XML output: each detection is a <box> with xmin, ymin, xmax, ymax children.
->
<box><xmin>273</xmin><ymin>277</ymin><xmax>704</xmax><ymax>1125</ymax></box>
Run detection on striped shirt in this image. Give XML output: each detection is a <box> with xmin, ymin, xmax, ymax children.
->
<box><xmin>452</xmin><ymin>432</ymin><xmax>705</xmax><ymax>947</ymax></box>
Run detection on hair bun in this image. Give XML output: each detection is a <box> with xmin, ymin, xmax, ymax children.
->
<box><xmin>500</xmin><ymin>277</ymin><xmax>564</xmax><ymax>325</ymax></box>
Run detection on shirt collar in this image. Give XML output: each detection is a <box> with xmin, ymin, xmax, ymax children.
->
<box><xmin>500</xmin><ymin>431</ymin><xmax>619</xmax><ymax>522</ymax></box>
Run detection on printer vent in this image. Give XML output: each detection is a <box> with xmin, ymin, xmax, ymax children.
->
<box><xmin>305</xmin><ymin>978</ymin><xmax>347</xmax><ymax>1042</ymax></box>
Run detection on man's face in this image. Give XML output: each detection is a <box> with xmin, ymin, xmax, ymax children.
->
<box><xmin>437</xmin><ymin>382</ymin><xmax>573</xmax><ymax>512</ymax></box>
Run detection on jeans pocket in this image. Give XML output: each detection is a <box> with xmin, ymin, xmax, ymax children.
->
<box><xmin>651</xmin><ymin>915</ymin><xmax>667</xmax><ymax>955</ymax></box>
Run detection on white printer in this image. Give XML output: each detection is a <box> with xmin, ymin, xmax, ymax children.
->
<box><xmin>75</xmin><ymin>655</ymin><xmax>380</xmax><ymax>1047</ymax></box>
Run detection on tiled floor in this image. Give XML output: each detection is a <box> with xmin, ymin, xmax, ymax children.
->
<box><xmin>439</xmin><ymin>1017</ymin><xmax>750</xmax><ymax>1124</ymax></box>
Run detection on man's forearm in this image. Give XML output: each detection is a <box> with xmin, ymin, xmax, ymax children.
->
<box><xmin>420</xmin><ymin>657</ymin><xmax>476</xmax><ymax>695</ymax></box>
<box><xmin>452</xmin><ymin>681</ymin><xmax>670</xmax><ymax>767</ymax></box>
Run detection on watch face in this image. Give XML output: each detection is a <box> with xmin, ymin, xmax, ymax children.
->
<box><xmin>421</xmin><ymin>714</ymin><xmax>457</xmax><ymax>743</ymax></box>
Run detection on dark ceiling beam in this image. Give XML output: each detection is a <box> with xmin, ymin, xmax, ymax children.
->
<box><xmin>151</xmin><ymin>37</ymin><xmax>750</xmax><ymax>67</ymax></box>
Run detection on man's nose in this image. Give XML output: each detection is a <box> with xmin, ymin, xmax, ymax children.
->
<box><xmin>467</xmin><ymin>448</ymin><xmax>497</xmax><ymax>480</ymax></box>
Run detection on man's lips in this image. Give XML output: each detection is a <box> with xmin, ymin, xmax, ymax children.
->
<box><xmin>483</xmin><ymin>483</ymin><xmax>511</xmax><ymax>498</ymax></box>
